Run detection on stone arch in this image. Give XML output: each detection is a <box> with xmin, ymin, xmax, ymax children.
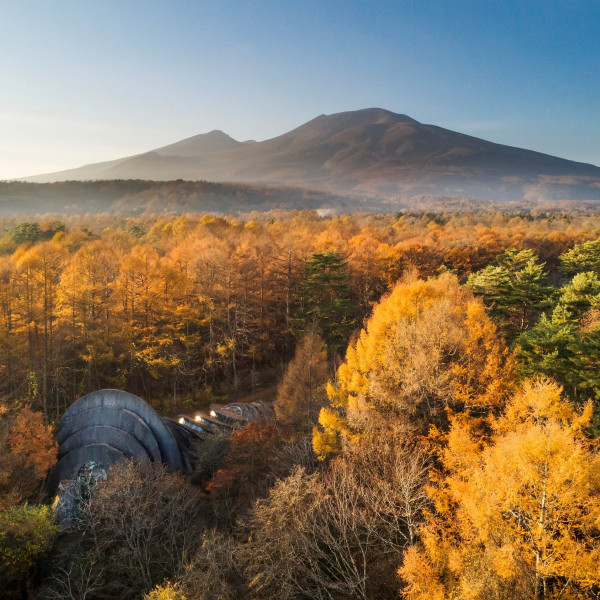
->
<box><xmin>59</xmin><ymin>389</ymin><xmax>182</xmax><ymax>470</ymax></box>
<box><xmin>59</xmin><ymin>426</ymin><xmax>151</xmax><ymax>462</ymax></box>
<box><xmin>58</xmin><ymin>406</ymin><xmax>161</xmax><ymax>461</ymax></box>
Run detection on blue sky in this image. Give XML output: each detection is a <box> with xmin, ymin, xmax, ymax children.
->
<box><xmin>1</xmin><ymin>0</ymin><xmax>598</xmax><ymax>179</ymax></box>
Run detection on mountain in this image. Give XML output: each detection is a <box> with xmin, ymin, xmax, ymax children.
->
<box><xmin>154</xmin><ymin>130</ymin><xmax>245</xmax><ymax>157</ymax></box>
<box><xmin>21</xmin><ymin>108</ymin><xmax>600</xmax><ymax>202</ymax></box>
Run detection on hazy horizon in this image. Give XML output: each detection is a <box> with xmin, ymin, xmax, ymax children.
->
<box><xmin>1</xmin><ymin>1</ymin><xmax>599</xmax><ymax>180</ymax></box>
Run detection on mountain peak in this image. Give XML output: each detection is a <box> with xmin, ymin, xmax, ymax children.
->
<box><xmin>155</xmin><ymin>129</ymin><xmax>241</xmax><ymax>158</ymax></box>
<box><xmin>303</xmin><ymin>108</ymin><xmax>419</xmax><ymax>134</ymax></box>
<box><xmin>260</xmin><ymin>108</ymin><xmax>420</xmax><ymax>150</ymax></box>
<box><xmin>318</xmin><ymin>107</ymin><xmax>419</xmax><ymax>126</ymax></box>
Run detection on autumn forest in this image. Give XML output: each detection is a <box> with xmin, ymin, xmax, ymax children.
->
<box><xmin>2</xmin><ymin>209</ymin><xmax>600</xmax><ymax>599</ymax></box>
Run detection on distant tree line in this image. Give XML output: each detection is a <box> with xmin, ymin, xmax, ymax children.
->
<box><xmin>0</xmin><ymin>180</ymin><xmax>349</xmax><ymax>217</ymax></box>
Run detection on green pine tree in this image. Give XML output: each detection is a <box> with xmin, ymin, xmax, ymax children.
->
<box><xmin>293</xmin><ymin>252</ymin><xmax>355</xmax><ymax>354</ymax></box>
<box><xmin>560</xmin><ymin>236</ymin><xmax>600</xmax><ymax>276</ymax></box>
<box><xmin>468</xmin><ymin>249</ymin><xmax>551</xmax><ymax>340</ymax></box>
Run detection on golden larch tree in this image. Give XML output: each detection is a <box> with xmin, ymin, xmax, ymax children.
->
<box><xmin>314</xmin><ymin>273</ymin><xmax>514</xmax><ymax>457</ymax></box>
<box><xmin>275</xmin><ymin>327</ymin><xmax>328</xmax><ymax>437</ymax></box>
<box><xmin>400</xmin><ymin>378</ymin><xmax>600</xmax><ymax>600</ymax></box>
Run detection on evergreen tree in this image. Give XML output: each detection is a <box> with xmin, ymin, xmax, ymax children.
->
<box><xmin>557</xmin><ymin>271</ymin><xmax>600</xmax><ymax>318</ymax></box>
<box><xmin>516</xmin><ymin>299</ymin><xmax>600</xmax><ymax>431</ymax></box>
<box><xmin>468</xmin><ymin>249</ymin><xmax>550</xmax><ymax>339</ymax></box>
<box><xmin>560</xmin><ymin>236</ymin><xmax>600</xmax><ymax>275</ymax></box>
<box><xmin>294</xmin><ymin>252</ymin><xmax>355</xmax><ymax>354</ymax></box>
<box><xmin>517</xmin><ymin>305</ymin><xmax>580</xmax><ymax>393</ymax></box>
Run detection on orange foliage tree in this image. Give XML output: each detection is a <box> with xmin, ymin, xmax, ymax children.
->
<box><xmin>275</xmin><ymin>326</ymin><xmax>329</xmax><ymax>437</ymax></box>
<box><xmin>400</xmin><ymin>378</ymin><xmax>600</xmax><ymax>600</ymax></box>
<box><xmin>314</xmin><ymin>273</ymin><xmax>514</xmax><ymax>457</ymax></box>
<box><xmin>0</xmin><ymin>404</ymin><xmax>57</xmax><ymax>509</ymax></box>
<box><xmin>0</xmin><ymin>211</ymin><xmax>594</xmax><ymax>418</ymax></box>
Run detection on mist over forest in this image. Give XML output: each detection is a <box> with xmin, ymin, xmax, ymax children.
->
<box><xmin>5</xmin><ymin>179</ymin><xmax>600</xmax><ymax>222</ymax></box>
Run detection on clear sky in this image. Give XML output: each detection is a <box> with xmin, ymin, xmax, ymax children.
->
<box><xmin>1</xmin><ymin>0</ymin><xmax>599</xmax><ymax>179</ymax></box>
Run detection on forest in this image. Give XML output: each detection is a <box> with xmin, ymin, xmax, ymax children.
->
<box><xmin>1</xmin><ymin>208</ymin><xmax>600</xmax><ymax>599</ymax></box>
<box><xmin>0</xmin><ymin>180</ymin><xmax>354</xmax><ymax>216</ymax></box>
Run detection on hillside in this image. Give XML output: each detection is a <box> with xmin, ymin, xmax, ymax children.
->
<box><xmin>21</xmin><ymin>108</ymin><xmax>600</xmax><ymax>203</ymax></box>
<box><xmin>0</xmin><ymin>180</ymin><xmax>358</xmax><ymax>217</ymax></box>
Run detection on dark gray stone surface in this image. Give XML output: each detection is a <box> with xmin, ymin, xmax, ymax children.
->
<box><xmin>47</xmin><ymin>443</ymin><xmax>127</xmax><ymax>495</ymax></box>
<box><xmin>210</xmin><ymin>404</ymin><xmax>246</xmax><ymax>424</ymax></box>
<box><xmin>226</xmin><ymin>402</ymin><xmax>270</xmax><ymax>420</ymax></box>
<box><xmin>162</xmin><ymin>418</ymin><xmax>201</xmax><ymax>473</ymax></box>
<box><xmin>58</xmin><ymin>406</ymin><xmax>161</xmax><ymax>461</ymax></box>
<box><xmin>59</xmin><ymin>425</ymin><xmax>151</xmax><ymax>461</ymax></box>
<box><xmin>59</xmin><ymin>390</ymin><xmax>182</xmax><ymax>470</ymax></box>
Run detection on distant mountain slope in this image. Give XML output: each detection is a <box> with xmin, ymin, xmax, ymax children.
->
<box><xmin>21</xmin><ymin>108</ymin><xmax>600</xmax><ymax>202</ymax></box>
<box><xmin>154</xmin><ymin>130</ymin><xmax>246</xmax><ymax>157</ymax></box>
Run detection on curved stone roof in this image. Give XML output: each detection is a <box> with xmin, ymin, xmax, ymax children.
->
<box><xmin>58</xmin><ymin>406</ymin><xmax>162</xmax><ymax>461</ymax></box>
<box><xmin>59</xmin><ymin>426</ymin><xmax>151</xmax><ymax>461</ymax></box>
<box><xmin>59</xmin><ymin>389</ymin><xmax>182</xmax><ymax>470</ymax></box>
<box><xmin>48</xmin><ymin>390</ymin><xmax>183</xmax><ymax>494</ymax></box>
<box><xmin>49</xmin><ymin>390</ymin><xmax>274</xmax><ymax>495</ymax></box>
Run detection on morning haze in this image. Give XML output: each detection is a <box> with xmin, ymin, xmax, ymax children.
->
<box><xmin>20</xmin><ymin>108</ymin><xmax>600</xmax><ymax>205</ymax></box>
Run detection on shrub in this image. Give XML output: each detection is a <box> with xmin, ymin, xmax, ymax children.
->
<box><xmin>0</xmin><ymin>504</ymin><xmax>58</xmax><ymax>597</ymax></box>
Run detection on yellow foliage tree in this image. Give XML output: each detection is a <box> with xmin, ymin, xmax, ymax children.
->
<box><xmin>314</xmin><ymin>273</ymin><xmax>513</xmax><ymax>456</ymax></box>
<box><xmin>275</xmin><ymin>327</ymin><xmax>328</xmax><ymax>437</ymax></box>
<box><xmin>144</xmin><ymin>582</ymin><xmax>186</xmax><ymax>600</ymax></box>
<box><xmin>400</xmin><ymin>378</ymin><xmax>600</xmax><ymax>600</ymax></box>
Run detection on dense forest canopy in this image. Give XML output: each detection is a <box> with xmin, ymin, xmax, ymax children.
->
<box><xmin>2</xmin><ymin>208</ymin><xmax>600</xmax><ymax>598</ymax></box>
<box><xmin>0</xmin><ymin>208</ymin><xmax>598</xmax><ymax>419</ymax></box>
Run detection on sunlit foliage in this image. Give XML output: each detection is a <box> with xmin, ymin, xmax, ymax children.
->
<box><xmin>0</xmin><ymin>210</ymin><xmax>594</xmax><ymax>418</ymax></box>
<box><xmin>314</xmin><ymin>273</ymin><xmax>513</xmax><ymax>456</ymax></box>
<box><xmin>400</xmin><ymin>378</ymin><xmax>600</xmax><ymax>600</ymax></box>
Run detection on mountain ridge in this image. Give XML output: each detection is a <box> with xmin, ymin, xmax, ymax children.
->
<box><xmin>19</xmin><ymin>108</ymin><xmax>600</xmax><ymax>203</ymax></box>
